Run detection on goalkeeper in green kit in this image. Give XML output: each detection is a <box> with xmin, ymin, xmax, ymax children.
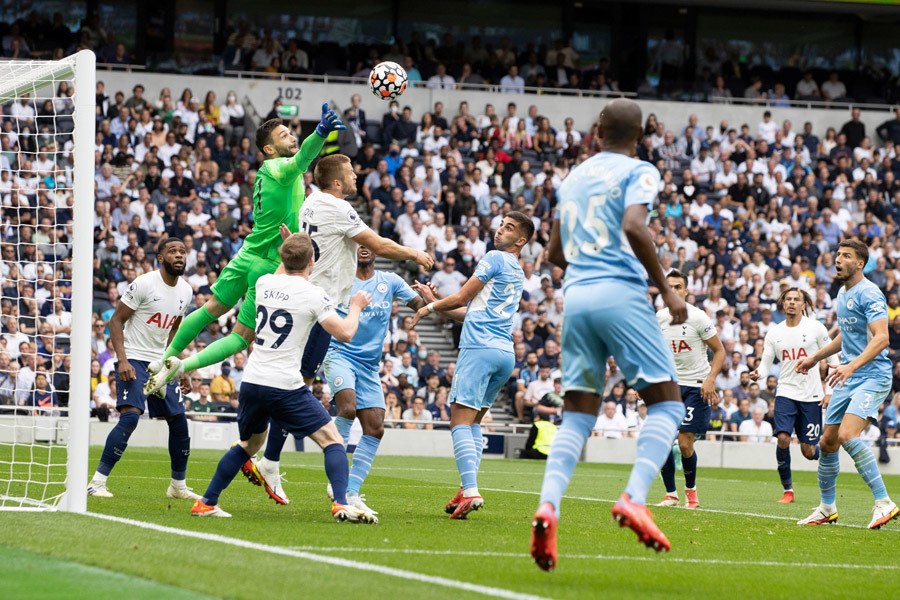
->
<box><xmin>144</xmin><ymin>103</ymin><xmax>345</xmax><ymax>396</ymax></box>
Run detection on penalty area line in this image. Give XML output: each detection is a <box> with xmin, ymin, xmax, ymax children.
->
<box><xmin>285</xmin><ymin>545</ymin><xmax>900</xmax><ymax>570</ymax></box>
<box><xmin>83</xmin><ymin>512</ymin><xmax>555</xmax><ymax>600</ymax></box>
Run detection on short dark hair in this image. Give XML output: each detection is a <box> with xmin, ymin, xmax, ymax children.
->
<box><xmin>255</xmin><ymin>119</ymin><xmax>283</xmax><ymax>153</ymax></box>
<box><xmin>838</xmin><ymin>239</ymin><xmax>869</xmax><ymax>266</ymax></box>
<box><xmin>505</xmin><ymin>210</ymin><xmax>535</xmax><ymax>241</ymax></box>
<box><xmin>157</xmin><ymin>237</ymin><xmax>184</xmax><ymax>255</ymax></box>
<box><xmin>667</xmin><ymin>269</ymin><xmax>688</xmax><ymax>285</ymax></box>
<box><xmin>279</xmin><ymin>233</ymin><xmax>315</xmax><ymax>271</ymax></box>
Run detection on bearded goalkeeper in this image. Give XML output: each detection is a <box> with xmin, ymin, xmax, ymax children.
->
<box><xmin>144</xmin><ymin>103</ymin><xmax>345</xmax><ymax>396</ymax></box>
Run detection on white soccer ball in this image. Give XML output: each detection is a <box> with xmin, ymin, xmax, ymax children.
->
<box><xmin>369</xmin><ymin>61</ymin><xmax>408</xmax><ymax>101</ymax></box>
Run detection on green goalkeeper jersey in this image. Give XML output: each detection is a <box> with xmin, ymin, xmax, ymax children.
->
<box><xmin>241</xmin><ymin>131</ymin><xmax>325</xmax><ymax>262</ymax></box>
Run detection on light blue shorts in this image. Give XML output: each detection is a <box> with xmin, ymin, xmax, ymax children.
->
<box><xmin>449</xmin><ymin>347</ymin><xmax>515</xmax><ymax>411</ymax></box>
<box><xmin>323</xmin><ymin>353</ymin><xmax>385</xmax><ymax>411</ymax></box>
<box><xmin>825</xmin><ymin>376</ymin><xmax>891</xmax><ymax>426</ymax></box>
<box><xmin>561</xmin><ymin>281</ymin><xmax>677</xmax><ymax>394</ymax></box>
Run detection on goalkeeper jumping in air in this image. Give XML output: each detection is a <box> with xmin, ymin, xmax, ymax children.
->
<box><xmin>144</xmin><ymin>103</ymin><xmax>345</xmax><ymax>396</ymax></box>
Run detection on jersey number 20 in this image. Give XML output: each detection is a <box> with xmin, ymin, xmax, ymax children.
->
<box><xmin>255</xmin><ymin>306</ymin><xmax>294</xmax><ymax>349</ymax></box>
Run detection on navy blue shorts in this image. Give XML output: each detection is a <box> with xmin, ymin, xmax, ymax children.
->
<box><xmin>115</xmin><ymin>359</ymin><xmax>185</xmax><ymax>419</ymax></box>
<box><xmin>237</xmin><ymin>381</ymin><xmax>332</xmax><ymax>441</ymax></box>
<box><xmin>678</xmin><ymin>385</ymin><xmax>710</xmax><ymax>435</ymax></box>
<box><xmin>775</xmin><ymin>396</ymin><xmax>823</xmax><ymax>444</ymax></box>
<box><xmin>301</xmin><ymin>322</ymin><xmax>333</xmax><ymax>378</ymax></box>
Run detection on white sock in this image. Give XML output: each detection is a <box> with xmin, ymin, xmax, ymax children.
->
<box><xmin>822</xmin><ymin>502</ymin><xmax>836</xmax><ymax>513</ymax></box>
<box><xmin>91</xmin><ymin>472</ymin><xmax>108</xmax><ymax>484</ymax></box>
<box><xmin>462</xmin><ymin>487</ymin><xmax>480</xmax><ymax>498</ymax></box>
<box><xmin>171</xmin><ymin>478</ymin><xmax>187</xmax><ymax>488</ymax></box>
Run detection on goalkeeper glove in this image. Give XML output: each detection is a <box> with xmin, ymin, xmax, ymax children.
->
<box><xmin>316</xmin><ymin>102</ymin><xmax>346</xmax><ymax>137</ymax></box>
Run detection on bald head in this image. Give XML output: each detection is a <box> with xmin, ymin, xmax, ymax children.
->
<box><xmin>599</xmin><ymin>98</ymin><xmax>643</xmax><ymax>148</ymax></box>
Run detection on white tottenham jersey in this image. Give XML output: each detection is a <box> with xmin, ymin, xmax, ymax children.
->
<box><xmin>120</xmin><ymin>270</ymin><xmax>193</xmax><ymax>363</ymax></box>
<box><xmin>758</xmin><ymin>316</ymin><xmax>832</xmax><ymax>402</ymax></box>
<box><xmin>657</xmin><ymin>304</ymin><xmax>717</xmax><ymax>387</ymax></box>
<box><xmin>243</xmin><ymin>273</ymin><xmax>337</xmax><ymax>390</ymax></box>
<box><xmin>299</xmin><ymin>190</ymin><xmax>368</xmax><ymax>308</ymax></box>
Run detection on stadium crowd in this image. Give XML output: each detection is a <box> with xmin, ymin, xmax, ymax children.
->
<box><xmin>1</xmin><ymin>16</ymin><xmax>900</xmax><ymax>448</ymax></box>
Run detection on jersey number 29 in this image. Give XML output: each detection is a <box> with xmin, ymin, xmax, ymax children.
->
<box><xmin>255</xmin><ymin>306</ymin><xmax>294</xmax><ymax>349</ymax></box>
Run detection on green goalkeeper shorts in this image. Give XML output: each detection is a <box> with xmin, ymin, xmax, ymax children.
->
<box><xmin>210</xmin><ymin>250</ymin><xmax>280</xmax><ymax>329</ymax></box>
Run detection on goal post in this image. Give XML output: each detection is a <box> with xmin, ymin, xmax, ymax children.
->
<box><xmin>0</xmin><ymin>50</ymin><xmax>94</xmax><ymax>512</ymax></box>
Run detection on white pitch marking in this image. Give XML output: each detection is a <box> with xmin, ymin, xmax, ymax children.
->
<box><xmin>84</xmin><ymin>512</ymin><xmax>555</xmax><ymax>600</ymax></box>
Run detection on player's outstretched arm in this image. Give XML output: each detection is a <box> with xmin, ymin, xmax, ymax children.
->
<box><xmin>352</xmin><ymin>228</ymin><xmax>434</xmax><ymax>269</ymax></box>
<box><xmin>623</xmin><ymin>203</ymin><xmax>686</xmax><ymax>324</ymax></box>
<box><xmin>547</xmin><ymin>218</ymin><xmax>567</xmax><ymax>270</ymax></box>
<box><xmin>108</xmin><ymin>303</ymin><xmax>137</xmax><ymax>382</ymax></box>
<box><xmin>797</xmin><ymin>333</ymin><xmax>842</xmax><ymax>374</ymax></box>
<box><xmin>267</xmin><ymin>103</ymin><xmax>344</xmax><ymax>185</ymax></box>
<box><xmin>411</xmin><ymin>281</ymin><xmax>466</xmax><ymax>322</ymax></box>
<box><xmin>320</xmin><ymin>290</ymin><xmax>372</xmax><ymax>343</ymax></box>
<box><xmin>411</xmin><ymin>276</ymin><xmax>484</xmax><ymax>327</ymax></box>
<box><xmin>749</xmin><ymin>332</ymin><xmax>776</xmax><ymax>381</ymax></box>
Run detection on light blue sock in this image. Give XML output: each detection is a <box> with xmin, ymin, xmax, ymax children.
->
<box><xmin>843</xmin><ymin>437</ymin><xmax>889</xmax><ymax>501</ymax></box>
<box><xmin>334</xmin><ymin>417</ymin><xmax>353</xmax><ymax>449</ymax></box>
<box><xmin>347</xmin><ymin>435</ymin><xmax>380</xmax><ymax>496</ymax></box>
<box><xmin>624</xmin><ymin>400</ymin><xmax>685</xmax><ymax>505</ymax></box>
<box><xmin>818</xmin><ymin>450</ymin><xmax>840</xmax><ymax>505</ymax></box>
<box><xmin>538</xmin><ymin>411</ymin><xmax>595</xmax><ymax>518</ymax></box>
<box><xmin>471</xmin><ymin>423</ymin><xmax>484</xmax><ymax>472</ymax></box>
<box><xmin>451</xmin><ymin>425</ymin><xmax>479</xmax><ymax>491</ymax></box>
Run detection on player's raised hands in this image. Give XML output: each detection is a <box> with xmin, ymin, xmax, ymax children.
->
<box><xmin>118</xmin><ymin>360</ymin><xmax>136</xmax><ymax>382</ymax></box>
<box><xmin>349</xmin><ymin>290</ymin><xmax>372</xmax><ymax>311</ymax></box>
<box><xmin>279</xmin><ymin>223</ymin><xmax>291</xmax><ymax>241</ymax></box>
<box><xmin>316</xmin><ymin>102</ymin><xmax>346</xmax><ymax>137</ymax></box>
<box><xmin>661</xmin><ymin>288</ymin><xmax>687</xmax><ymax>325</ymax></box>
<box><xmin>411</xmin><ymin>281</ymin><xmax>437</xmax><ymax>303</ymax></box>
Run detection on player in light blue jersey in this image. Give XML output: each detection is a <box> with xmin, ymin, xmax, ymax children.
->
<box><xmin>321</xmin><ymin>244</ymin><xmax>428</xmax><ymax>519</ymax></box>
<box><xmin>412</xmin><ymin>212</ymin><xmax>533</xmax><ymax>519</ymax></box>
<box><xmin>796</xmin><ymin>239</ymin><xmax>899</xmax><ymax>529</ymax></box>
<box><xmin>531</xmin><ymin>99</ymin><xmax>689</xmax><ymax>571</ymax></box>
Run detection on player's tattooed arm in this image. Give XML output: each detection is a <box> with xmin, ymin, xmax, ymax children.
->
<box><xmin>108</xmin><ymin>303</ymin><xmax>137</xmax><ymax>381</ymax></box>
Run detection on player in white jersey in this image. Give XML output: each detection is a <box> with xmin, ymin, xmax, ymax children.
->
<box><xmin>87</xmin><ymin>238</ymin><xmax>199</xmax><ymax>500</ymax></box>
<box><xmin>245</xmin><ymin>154</ymin><xmax>434</xmax><ymax>504</ymax></box>
<box><xmin>749</xmin><ymin>287</ymin><xmax>832</xmax><ymax>504</ymax></box>
<box><xmin>655</xmin><ymin>270</ymin><xmax>725</xmax><ymax>509</ymax></box>
<box><xmin>191</xmin><ymin>233</ymin><xmax>375</xmax><ymax>521</ymax></box>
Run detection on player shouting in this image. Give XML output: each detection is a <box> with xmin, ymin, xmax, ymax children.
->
<box><xmin>795</xmin><ymin>240</ymin><xmax>899</xmax><ymax>528</ymax></box>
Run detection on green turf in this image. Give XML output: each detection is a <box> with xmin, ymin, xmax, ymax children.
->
<box><xmin>0</xmin><ymin>544</ymin><xmax>216</xmax><ymax>600</ymax></box>
<box><xmin>2</xmin><ymin>446</ymin><xmax>900</xmax><ymax>599</ymax></box>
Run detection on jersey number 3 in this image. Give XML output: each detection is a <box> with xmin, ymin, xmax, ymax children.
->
<box><xmin>299</xmin><ymin>221</ymin><xmax>321</xmax><ymax>260</ymax></box>
<box><xmin>255</xmin><ymin>306</ymin><xmax>294</xmax><ymax>349</ymax></box>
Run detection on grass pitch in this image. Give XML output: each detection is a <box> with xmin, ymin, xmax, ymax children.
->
<box><xmin>2</xmin><ymin>446</ymin><xmax>899</xmax><ymax>599</ymax></box>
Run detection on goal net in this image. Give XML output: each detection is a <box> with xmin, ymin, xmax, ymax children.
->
<box><xmin>0</xmin><ymin>51</ymin><xmax>94</xmax><ymax>511</ymax></box>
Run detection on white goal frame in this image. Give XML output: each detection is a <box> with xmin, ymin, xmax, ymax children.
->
<box><xmin>0</xmin><ymin>50</ymin><xmax>94</xmax><ymax>512</ymax></box>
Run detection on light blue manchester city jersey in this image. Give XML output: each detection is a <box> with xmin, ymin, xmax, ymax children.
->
<box><xmin>557</xmin><ymin>152</ymin><xmax>660</xmax><ymax>291</ymax></box>
<box><xmin>835</xmin><ymin>277</ymin><xmax>892</xmax><ymax>380</ymax></box>
<box><xmin>328</xmin><ymin>270</ymin><xmax>417</xmax><ymax>366</ymax></box>
<box><xmin>459</xmin><ymin>250</ymin><xmax>524</xmax><ymax>353</ymax></box>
